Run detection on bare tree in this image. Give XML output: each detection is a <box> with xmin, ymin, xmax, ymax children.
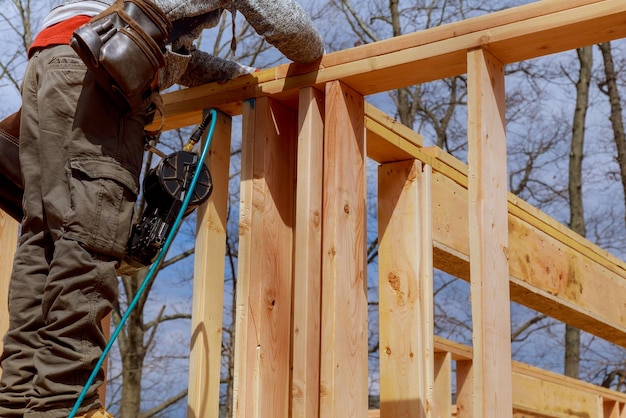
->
<box><xmin>598</xmin><ymin>42</ymin><xmax>626</xmax><ymax>226</ymax></box>
<box><xmin>0</xmin><ymin>0</ymin><xmax>34</xmax><ymax>103</ymax></box>
<box><xmin>564</xmin><ymin>45</ymin><xmax>593</xmax><ymax>379</ymax></box>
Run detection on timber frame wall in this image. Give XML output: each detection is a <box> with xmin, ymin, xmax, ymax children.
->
<box><xmin>2</xmin><ymin>0</ymin><xmax>626</xmax><ymax>417</ymax></box>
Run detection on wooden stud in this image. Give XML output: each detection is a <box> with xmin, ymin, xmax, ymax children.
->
<box><xmin>455</xmin><ymin>360</ymin><xmax>473</xmax><ymax>418</ymax></box>
<box><xmin>319</xmin><ymin>80</ymin><xmax>368</xmax><ymax>417</ymax></box>
<box><xmin>0</xmin><ymin>211</ymin><xmax>18</xmax><ymax>379</ymax></box>
<box><xmin>433</xmin><ymin>351</ymin><xmax>452</xmax><ymax>418</ymax></box>
<box><xmin>291</xmin><ymin>87</ymin><xmax>325</xmax><ymax>418</ymax></box>
<box><xmin>467</xmin><ymin>47</ymin><xmax>512</xmax><ymax>417</ymax></box>
<box><xmin>233</xmin><ymin>97</ymin><xmax>297</xmax><ymax>417</ymax></box>
<box><xmin>378</xmin><ymin>160</ymin><xmax>433</xmax><ymax>418</ymax></box>
<box><xmin>187</xmin><ymin>110</ymin><xmax>232</xmax><ymax>418</ymax></box>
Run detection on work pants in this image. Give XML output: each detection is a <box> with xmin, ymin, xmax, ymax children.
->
<box><xmin>0</xmin><ymin>44</ymin><xmax>145</xmax><ymax>418</ymax></box>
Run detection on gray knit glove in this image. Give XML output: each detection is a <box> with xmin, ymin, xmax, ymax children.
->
<box><xmin>179</xmin><ymin>49</ymin><xmax>257</xmax><ymax>87</ymax></box>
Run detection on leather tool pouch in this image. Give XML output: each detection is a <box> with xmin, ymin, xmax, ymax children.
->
<box><xmin>70</xmin><ymin>0</ymin><xmax>172</xmax><ymax>112</ymax></box>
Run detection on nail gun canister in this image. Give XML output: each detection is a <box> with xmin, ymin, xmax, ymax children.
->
<box><xmin>124</xmin><ymin>150</ymin><xmax>212</xmax><ymax>268</ymax></box>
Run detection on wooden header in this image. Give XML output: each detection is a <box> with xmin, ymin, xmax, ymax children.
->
<box><xmin>154</xmin><ymin>0</ymin><xmax>626</xmax><ymax>132</ymax></box>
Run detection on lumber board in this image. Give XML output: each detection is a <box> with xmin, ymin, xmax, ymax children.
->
<box><xmin>150</xmin><ymin>0</ymin><xmax>626</xmax><ymax>132</ymax></box>
<box><xmin>432</xmin><ymin>337</ymin><xmax>626</xmax><ymax>417</ymax></box>
<box><xmin>431</xmin><ymin>165</ymin><xmax>626</xmax><ymax>347</ymax></box>
<box><xmin>365</xmin><ymin>103</ymin><xmax>424</xmax><ymax>163</ymax></box>
<box><xmin>512</xmin><ymin>370</ymin><xmax>601</xmax><ymax>418</ymax></box>
<box><xmin>187</xmin><ymin>111</ymin><xmax>232</xmax><ymax>418</ymax></box>
<box><xmin>467</xmin><ymin>47</ymin><xmax>512</xmax><ymax>418</ymax></box>
<box><xmin>430</xmin><ymin>161</ymin><xmax>626</xmax><ymax>347</ymax></box>
<box><xmin>232</xmin><ymin>98</ymin><xmax>297</xmax><ymax>417</ymax></box>
<box><xmin>319</xmin><ymin>81</ymin><xmax>369</xmax><ymax>418</ymax></box>
<box><xmin>424</xmin><ymin>151</ymin><xmax>626</xmax><ymax>286</ymax></box>
<box><xmin>603</xmin><ymin>401</ymin><xmax>626</xmax><ymax>418</ymax></box>
<box><xmin>365</xmin><ymin>94</ymin><xmax>626</xmax><ymax>377</ymax></box>
<box><xmin>232</xmin><ymin>99</ymin><xmax>256</xmax><ymax>418</ymax></box>
<box><xmin>433</xmin><ymin>351</ymin><xmax>452</xmax><ymax>418</ymax></box>
<box><xmin>454</xmin><ymin>360</ymin><xmax>473</xmax><ymax>418</ymax></box>
<box><xmin>291</xmin><ymin>87</ymin><xmax>325</xmax><ymax>418</ymax></box>
<box><xmin>0</xmin><ymin>211</ymin><xmax>18</xmax><ymax>374</ymax></box>
<box><xmin>378</xmin><ymin>160</ymin><xmax>433</xmax><ymax>418</ymax></box>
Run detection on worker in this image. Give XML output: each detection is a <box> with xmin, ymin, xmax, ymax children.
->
<box><xmin>0</xmin><ymin>1</ymin><xmax>324</xmax><ymax>417</ymax></box>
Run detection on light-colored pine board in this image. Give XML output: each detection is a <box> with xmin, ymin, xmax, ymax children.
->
<box><xmin>512</xmin><ymin>369</ymin><xmax>601</xmax><ymax>418</ymax></box>
<box><xmin>319</xmin><ymin>0</ymin><xmax>605</xmax><ymax>69</ymax></box>
<box><xmin>368</xmin><ymin>336</ymin><xmax>626</xmax><ymax>418</ymax></box>
<box><xmin>324</xmin><ymin>1</ymin><xmax>626</xmax><ymax>96</ymax></box>
<box><xmin>431</xmin><ymin>171</ymin><xmax>471</xmax><ymax>281</ymax></box>
<box><xmin>378</xmin><ymin>160</ymin><xmax>433</xmax><ymax>418</ymax></box>
<box><xmin>434</xmin><ymin>351</ymin><xmax>452</xmax><ymax>418</ymax></box>
<box><xmin>232</xmin><ymin>97</ymin><xmax>297</xmax><ymax>417</ymax></box>
<box><xmin>365</xmin><ymin>116</ymin><xmax>422</xmax><ymax>164</ymax></box>
<box><xmin>431</xmin><ymin>160</ymin><xmax>626</xmax><ymax>347</ymax></box>
<box><xmin>373</xmin><ymin>127</ymin><xmax>626</xmax><ymax>292</ymax></box>
<box><xmin>187</xmin><ymin>111</ymin><xmax>232</xmax><ymax>418</ymax></box>
<box><xmin>507</xmin><ymin>194</ymin><xmax>626</xmax><ymax>282</ymax></box>
<box><xmin>365</xmin><ymin>102</ymin><xmax>424</xmax><ymax>163</ymax></box>
<box><xmin>455</xmin><ymin>360</ymin><xmax>473</xmax><ymax>418</ymax></box>
<box><xmin>605</xmin><ymin>402</ymin><xmax>620</xmax><ymax>418</ymax></box>
<box><xmin>467</xmin><ymin>47</ymin><xmax>512</xmax><ymax>418</ymax></box>
<box><xmin>507</xmin><ymin>216</ymin><xmax>626</xmax><ymax>345</ymax></box>
<box><xmin>433</xmin><ymin>336</ymin><xmax>472</xmax><ymax>361</ymax></box>
<box><xmin>423</xmin><ymin>147</ymin><xmax>626</xmax><ymax>283</ymax></box>
<box><xmin>291</xmin><ymin>87</ymin><xmax>325</xmax><ymax>418</ymax></box>
<box><xmin>319</xmin><ymin>81</ymin><xmax>368</xmax><ymax>417</ymax></box>
<box><xmin>231</xmin><ymin>99</ymin><xmax>256</xmax><ymax>418</ymax></box>
<box><xmin>149</xmin><ymin>1</ymin><xmax>626</xmax><ymax>131</ymax></box>
<box><xmin>433</xmin><ymin>336</ymin><xmax>626</xmax><ymax>416</ymax></box>
<box><xmin>0</xmin><ymin>211</ymin><xmax>18</xmax><ymax>379</ymax></box>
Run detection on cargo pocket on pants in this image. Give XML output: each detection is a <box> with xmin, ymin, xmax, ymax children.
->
<box><xmin>66</xmin><ymin>158</ymin><xmax>139</xmax><ymax>259</ymax></box>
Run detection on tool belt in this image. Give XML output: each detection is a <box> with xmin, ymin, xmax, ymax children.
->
<box><xmin>0</xmin><ymin>110</ymin><xmax>24</xmax><ymax>221</ymax></box>
<box><xmin>70</xmin><ymin>0</ymin><xmax>172</xmax><ymax>112</ymax></box>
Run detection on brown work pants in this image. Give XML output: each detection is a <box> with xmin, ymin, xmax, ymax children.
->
<box><xmin>0</xmin><ymin>44</ymin><xmax>146</xmax><ymax>417</ymax></box>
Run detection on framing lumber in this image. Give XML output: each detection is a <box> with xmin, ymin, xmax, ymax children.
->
<box><xmin>378</xmin><ymin>160</ymin><xmax>433</xmax><ymax>418</ymax></box>
<box><xmin>232</xmin><ymin>98</ymin><xmax>297</xmax><ymax>417</ymax></box>
<box><xmin>433</xmin><ymin>351</ymin><xmax>452</xmax><ymax>418</ymax></box>
<box><xmin>429</xmin><ymin>164</ymin><xmax>626</xmax><ymax>347</ymax></box>
<box><xmin>150</xmin><ymin>0</ymin><xmax>626</xmax><ymax>132</ymax></box>
<box><xmin>369</xmin><ymin>336</ymin><xmax>626</xmax><ymax>418</ymax></box>
<box><xmin>0</xmin><ymin>212</ymin><xmax>18</xmax><ymax>378</ymax></box>
<box><xmin>364</xmin><ymin>101</ymin><xmax>626</xmax><ymax>347</ymax></box>
<box><xmin>319</xmin><ymin>81</ymin><xmax>368</xmax><ymax>417</ymax></box>
<box><xmin>187</xmin><ymin>110</ymin><xmax>232</xmax><ymax>418</ymax></box>
<box><xmin>467</xmin><ymin>47</ymin><xmax>512</xmax><ymax>418</ymax></box>
<box><xmin>291</xmin><ymin>87</ymin><xmax>325</xmax><ymax>418</ymax></box>
<box><xmin>431</xmin><ymin>337</ymin><xmax>626</xmax><ymax>418</ymax></box>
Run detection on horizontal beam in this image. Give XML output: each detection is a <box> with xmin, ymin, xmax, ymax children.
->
<box><xmin>153</xmin><ymin>0</ymin><xmax>626</xmax><ymax>132</ymax></box>
<box><xmin>430</xmin><ymin>167</ymin><xmax>626</xmax><ymax>348</ymax></box>
<box><xmin>366</xmin><ymin>109</ymin><xmax>626</xmax><ymax>348</ymax></box>
<box><xmin>369</xmin><ymin>336</ymin><xmax>626</xmax><ymax>418</ymax></box>
<box><xmin>433</xmin><ymin>337</ymin><xmax>626</xmax><ymax>417</ymax></box>
<box><xmin>362</xmin><ymin>105</ymin><xmax>626</xmax><ymax>347</ymax></box>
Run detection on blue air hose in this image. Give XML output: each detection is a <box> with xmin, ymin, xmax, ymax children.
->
<box><xmin>69</xmin><ymin>108</ymin><xmax>218</xmax><ymax>418</ymax></box>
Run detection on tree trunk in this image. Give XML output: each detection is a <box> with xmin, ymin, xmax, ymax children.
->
<box><xmin>598</xmin><ymin>42</ymin><xmax>626</xmax><ymax>226</ymax></box>
<box><xmin>565</xmin><ymin>45</ymin><xmax>592</xmax><ymax>379</ymax></box>
<box><xmin>117</xmin><ymin>273</ymin><xmax>147</xmax><ymax>418</ymax></box>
